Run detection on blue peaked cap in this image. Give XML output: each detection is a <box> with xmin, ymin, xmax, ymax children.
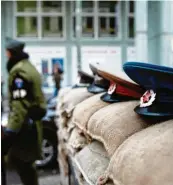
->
<box><xmin>123</xmin><ymin>62</ymin><xmax>173</xmax><ymax>91</ymax></box>
<box><xmin>123</xmin><ymin>62</ymin><xmax>173</xmax><ymax>117</ymax></box>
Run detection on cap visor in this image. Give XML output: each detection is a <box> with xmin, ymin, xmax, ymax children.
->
<box><xmin>72</xmin><ymin>84</ymin><xmax>89</xmax><ymax>89</ymax></box>
<box><xmin>87</xmin><ymin>83</ymin><xmax>106</xmax><ymax>94</ymax></box>
<box><xmin>134</xmin><ymin>104</ymin><xmax>173</xmax><ymax>117</ymax></box>
<box><xmin>101</xmin><ymin>93</ymin><xmax>133</xmax><ymax>103</ymax></box>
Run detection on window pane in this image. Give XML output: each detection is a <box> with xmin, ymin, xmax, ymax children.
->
<box><xmin>99</xmin><ymin>17</ymin><xmax>118</xmax><ymax>37</ymax></box>
<box><xmin>73</xmin><ymin>17</ymin><xmax>76</xmax><ymax>37</ymax></box>
<box><xmin>82</xmin><ymin>17</ymin><xmax>94</xmax><ymax>37</ymax></box>
<box><xmin>98</xmin><ymin>1</ymin><xmax>119</xmax><ymax>13</ymax></box>
<box><xmin>128</xmin><ymin>17</ymin><xmax>135</xmax><ymax>38</ymax></box>
<box><xmin>42</xmin><ymin>17</ymin><xmax>63</xmax><ymax>37</ymax></box>
<box><xmin>17</xmin><ymin>17</ymin><xmax>37</xmax><ymax>37</ymax></box>
<box><xmin>72</xmin><ymin>1</ymin><xmax>76</xmax><ymax>13</ymax></box>
<box><xmin>17</xmin><ymin>1</ymin><xmax>37</xmax><ymax>12</ymax></box>
<box><xmin>129</xmin><ymin>1</ymin><xmax>134</xmax><ymax>13</ymax></box>
<box><xmin>41</xmin><ymin>1</ymin><xmax>62</xmax><ymax>12</ymax></box>
<box><xmin>82</xmin><ymin>1</ymin><xmax>94</xmax><ymax>13</ymax></box>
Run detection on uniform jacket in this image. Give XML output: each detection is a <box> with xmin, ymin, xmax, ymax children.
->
<box><xmin>7</xmin><ymin>59</ymin><xmax>46</xmax><ymax>162</ymax></box>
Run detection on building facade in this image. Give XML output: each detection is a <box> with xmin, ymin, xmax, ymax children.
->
<box><xmin>1</xmin><ymin>1</ymin><xmax>173</xmax><ymax>91</ymax></box>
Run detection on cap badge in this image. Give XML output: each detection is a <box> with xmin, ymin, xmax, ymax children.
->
<box><xmin>108</xmin><ymin>83</ymin><xmax>116</xmax><ymax>95</ymax></box>
<box><xmin>140</xmin><ymin>90</ymin><xmax>156</xmax><ymax>107</ymax></box>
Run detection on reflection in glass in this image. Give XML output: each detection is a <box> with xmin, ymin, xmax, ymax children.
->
<box><xmin>82</xmin><ymin>17</ymin><xmax>94</xmax><ymax>37</ymax></box>
<box><xmin>129</xmin><ymin>1</ymin><xmax>134</xmax><ymax>13</ymax></box>
<box><xmin>42</xmin><ymin>17</ymin><xmax>63</xmax><ymax>37</ymax></box>
<box><xmin>98</xmin><ymin>1</ymin><xmax>118</xmax><ymax>13</ymax></box>
<box><xmin>17</xmin><ymin>17</ymin><xmax>37</xmax><ymax>37</ymax></box>
<box><xmin>72</xmin><ymin>1</ymin><xmax>76</xmax><ymax>13</ymax></box>
<box><xmin>17</xmin><ymin>1</ymin><xmax>37</xmax><ymax>12</ymax></box>
<box><xmin>73</xmin><ymin>17</ymin><xmax>76</xmax><ymax>37</ymax></box>
<box><xmin>41</xmin><ymin>1</ymin><xmax>62</xmax><ymax>12</ymax></box>
<box><xmin>128</xmin><ymin>17</ymin><xmax>134</xmax><ymax>38</ymax></box>
<box><xmin>82</xmin><ymin>1</ymin><xmax>94</xmax><ymax>13</ymax></box>
<box><xmin>99</xmin><ymin>17</ymin><xmax>118</xmax><ymax>37</ymax></box>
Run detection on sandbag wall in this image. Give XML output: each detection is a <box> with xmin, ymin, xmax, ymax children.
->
<box><xmin>56</xmin><ymin>88</ymin><xmax>173</xmax><ymax>185</ymax></box>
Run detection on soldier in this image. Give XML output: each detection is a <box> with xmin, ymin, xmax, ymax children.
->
<box><xmin>2</xmin><ymin>38</ymin><xmax>46</xmax><ymax>185</ymax></box>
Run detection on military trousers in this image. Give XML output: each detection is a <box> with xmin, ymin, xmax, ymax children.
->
<box><xmin>9</xmin><ymin>155</ymin><xmax>39</xmax><ymax>185</ymax></box>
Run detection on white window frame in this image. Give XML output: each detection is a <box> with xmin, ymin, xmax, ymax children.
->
<box><xmin>71</xmin><ymin>0</ymin><xmax>122</xmax><ymax>40</ymax></box>
<box><xmin>13</xmin><ymin>0</ymin><xmax>66</xmax><ymax>41</ymax></box>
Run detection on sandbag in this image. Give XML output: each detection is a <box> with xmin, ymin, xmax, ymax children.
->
<box><xmin>57</xmin><ymin>115</ymin><xmax>69</xmax><ymax>130</ymax></box>
<box><xmin>87</xmin><ymin>101</ymin><xmax>150</xmax><ymax>156</ymax></box>
<box><xmin>73</xmin><ymin>93</ymin><xmax>109</xmax><ymax>133</ymax></box>
<box><xmin>67</xmin><ymin>118</ymin><xmax>75</xmax><ymax>133</ymax></box>
<box><xmin>97</xmin><ymin>119</ymin><xmax>173</xmax><ymax>185</ymax></box>
<box><xmin>74</xmin><ymin>141</ymin><xmax>114</xmax><ymax>185</ymax></box>
<box><xmin>57</xmin><ymin>87</ymin><xmax>72</xmax><ymax>110</ymax></box>
<box><xmin>58</xmin><ymin>142</ymin><xmax>69</xmax><ymax>179</ymax></box>
<box><xmin>61</xmin><ymin>88</ymin><xmax>93</xmax><ymax>117</ymax></box>
<box><xmin>67</xmin><ymin>127</ymin><xmax>87</xmax><ymax>156</ymax></box>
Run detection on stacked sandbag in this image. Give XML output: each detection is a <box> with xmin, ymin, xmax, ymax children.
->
<box><xmin>87</xmin><ymin>101</ymin><xmax>150</xmax><ymax>156</ymax></box>
<box><xmin>67</xmin><ymin>127</ymin><xmax>87</xmax><ymax>156</ymax></box>
<box><xmin>57</xmin><ymin>87</ymin><xmax>94</xmax><ymax>185</ymax></box>
<box><xmin>73</xmin><ymin>141</ymin><xmax>114</xmax><ymax>185</ymax></box>
<box><xmin>96</xmin><ymin>119</ymin><xmax>173</xmax><ymax>185</ymax></box>
<box><xmin>72</xmin><ymin>93</ymin><xmax>109</xmax><ymax>135</ymax></box>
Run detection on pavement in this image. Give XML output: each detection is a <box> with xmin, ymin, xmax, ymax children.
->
<box><xmin>6</xmin><ymin>168</ymin><xmax>61</xmax><ymax>185</ymax></box>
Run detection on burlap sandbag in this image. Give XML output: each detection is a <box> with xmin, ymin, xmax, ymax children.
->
<box><xmin>71</xmin><ymin>162</ymin><xmax>86</xmax><ymax>185</ymax></box>
<box><xmin>58</xmin><ymin>142</ymin><xmax>69</xmax><ymax>178</ymax></box>
<box><xmin>87</xmin><ymin>101</ymin><xmax>150</xmax><ymax>156</ymax></box>
<box><xmin>57</xmin><ymin>114</ymin><xmax>69</xmax><ymax>130</ymax></box>
<box><xmin>73</xmin><ymin>141</ymin><xmax>114</xmax><ymax>185</ymax></box>
<box><xmin>73</xmin><ymin>93</ymin><xmax>109</xmax><ymax>133</ymax></box>
<box><xmin>97</xmin><ymin>119</ymin><xmax>173</xmax><ymax>185</ymax></box>
<box><xmin>57</xmin><ymin>86</ymin><xmax>72</xmax><ymax>111</ymax></box>
<box><xmin>61</xmin><ymin>88</ymin><xmax>93</xmax><ymax>117</ymax></box>
<box><xmin>67</xmin><ymin>127</ymin><xmax>87</xmax><ymax>156</ymax></box>
<box><xmin>67</xmin><ymin>117</ymin><xmax>75</xmax><ymax>133</ymax></box>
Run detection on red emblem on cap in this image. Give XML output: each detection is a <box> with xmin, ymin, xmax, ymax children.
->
<box><xmin>140</xmin><ymin>90</ymin><xmax>156</xmax><ymax>107</ymax></box>
<box><xmin>108</xmin><ymin>83</ymin><xmax>116</xmax><ymax>95</ymax></box>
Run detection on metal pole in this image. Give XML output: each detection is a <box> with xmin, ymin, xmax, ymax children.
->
<box><xmin>75</xmin><ymin>0</ymin><xmax>82</xmax><ymax>70</ymax></box>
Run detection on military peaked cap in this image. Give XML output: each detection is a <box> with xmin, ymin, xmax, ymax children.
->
<box><xmin>123</xmin><ymin>62</ymin><xmax>173</xmax><ymax>117</ymax></box>
<box><xmin>72</xmin><ymin>70</ymin><xmax>94</xmax><ymax>89</ymax></box>
<box><xmin>96</xmin><ymin>61</ymin><xmax>144</xmax><ymax>103</ymax></box>
<box><xmin>87</xmin><ymin>61</ymin><xmax>110</xmax><ymax>94</ymax></box>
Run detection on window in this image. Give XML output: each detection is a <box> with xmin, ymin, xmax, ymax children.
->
<box><xmin>127</xmin><ymin>1</ymin><xmax>135</xmax><ymax>38</ymax></box>
<box><xmin>41</xmin><ymin>1</ymin><xmax>62</xmax><ymax>12</ymax></box>
<box><xmin>17</xmin><ymin>1</ymin><xmax>37</xmax><ymax>12</ymax></box>
<box><xmin>42</xmin><ymin>17</ymin><xmax>63</xmax><ymax>37</ymax></box>
<box><xmin>82</xmin><ymin>1</ymin><xmax>94</xmax><ymax>13</ymax></box>
<box><xmin>72</xmin><ymin>0</ymin><xmax>120</xmax><ymax>39</ymax></box>
<box><xmin>17</xmin><ymin>17</ymin><xmax>37</xmax><ymax>37</ymax></box>
<box><xmin>15</xmin><ymin>1</ymin><xmax>65</xmax><ymax>39</ymax></box>
<box><xmin>98</xmin><ymin>17</ymin><xmax>118</xmax><ymax>37</ymax></box>
<box><xmin>98</xmin><ymin>1</ymin><xmax>119</xmax><ymax>38</ymax></box>
<box><xmin>82</xmin><ymin>16</ymin><xmax>94</xmax><ymax>37</ymax></box>
<box><xmin>81</xmin><ymin>1</ymin><xmax>94</xmax><ymax>38</ymax></box>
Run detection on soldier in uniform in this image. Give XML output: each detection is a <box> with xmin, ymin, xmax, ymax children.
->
<box><xmin>2</xmin><ymin>39</ymin><xmax>46</xmax><ymax>185</ymax></box>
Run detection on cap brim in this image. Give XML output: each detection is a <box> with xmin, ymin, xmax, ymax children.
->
<box><xmin>134</xmin><ymin>104</ymin><xmax>173</xmax><ymax>117</ymax></box>
<box><xmin>100</xmin><ymin>93</ymin><xmax>133</xmax><ymax>103</ymax></box>
<box><xmin>72</xmin><ymin>84</ymin><xmax>89</xmax><ymax>89</ymax></box>
<box><xmin>87</xmin><ymin>83</ymin><xmax>106</xmax><ymax>94</ymax></box>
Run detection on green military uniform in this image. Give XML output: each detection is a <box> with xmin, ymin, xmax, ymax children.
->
<box><xmin>5</xmin><ymin>40</ymin><xmax>46</xmax><ymax>185</ymax></box>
